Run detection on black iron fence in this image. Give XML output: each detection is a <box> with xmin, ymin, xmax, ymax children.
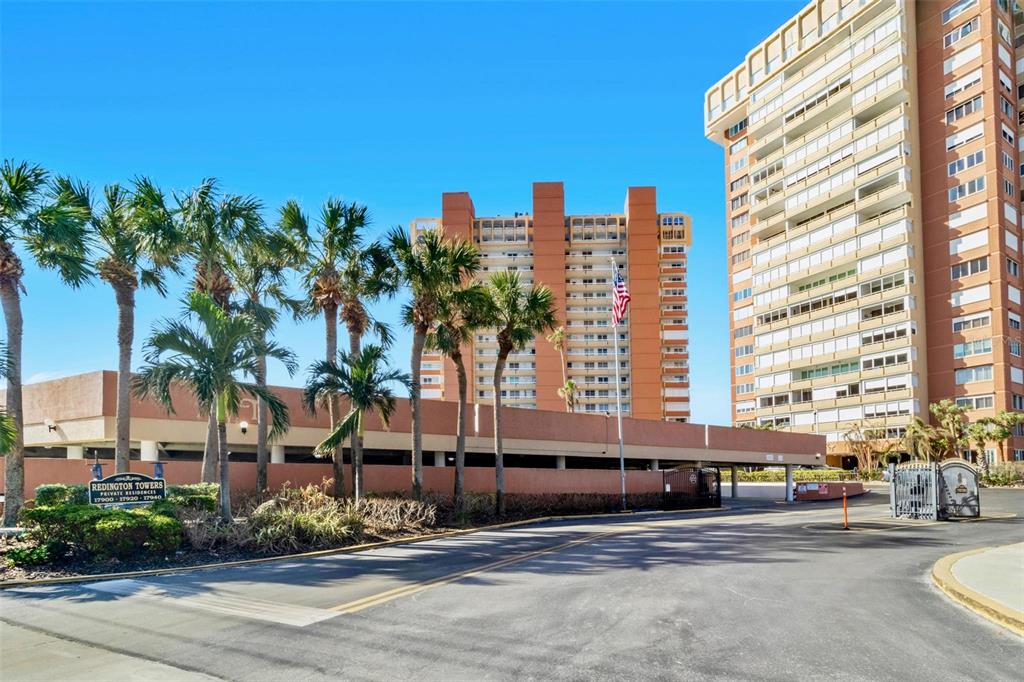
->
<box><xmin>662</xmin><ymin>467</ymin><xmax>721</xmax><ymax>510</ymax></box>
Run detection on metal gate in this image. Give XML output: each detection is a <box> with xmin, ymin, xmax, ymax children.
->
<box><xmin>663</xmin><ymin>467</ymin><xmax>721</xmax><ymax>510</ymax></box>
<box><xmin>891</xmin><ymin>462</ymin><xmax>938</xmax><ymax>519</ymax></box>
<box><xmin>890</xmin><ymin>460</ymin><xmax>980</xmax><ymax>520</ymax></box>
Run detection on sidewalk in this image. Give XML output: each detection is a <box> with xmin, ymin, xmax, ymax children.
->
<box><xmin>0</xmin><ymin>622</ymin><xmax>219</xmax><ymax>681</ymax></box>
<box><xmin>932</xmin><ymin>542</ymin><xmax>1024</xmax><ymax>636</ymax></box>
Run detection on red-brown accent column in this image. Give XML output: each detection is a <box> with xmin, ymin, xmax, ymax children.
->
<box><xmin>532</xmin><ymin>182</ymin><xmax>567</xmax><ymax>411</ymax></box>
<box><xmin>440</xmin><ymin>192</ymin><xmax>476</xmax><ymax>400</ymax></box>
<box><xmin>626</xmin><ymin>187</ymin><xmax>663</xmax><ymax>420</ymax></box>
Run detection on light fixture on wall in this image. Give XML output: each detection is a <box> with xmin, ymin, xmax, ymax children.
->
<box><xmin>239</xmin><ymin>421</ymin><xmax>249</xmax><ymax>435</ymax></box>
<box><xmin>44</xmin><ymin>418</ymin><xmax>57</xmax><ymax>432</ymax></box>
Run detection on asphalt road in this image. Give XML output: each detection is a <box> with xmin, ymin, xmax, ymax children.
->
<box><xmin>1</xmin><ymin>490</ymin><xmax>1022</xmax><ymax>681</ymax></box>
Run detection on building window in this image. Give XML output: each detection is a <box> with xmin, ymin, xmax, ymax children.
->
<box><xmin>1010</xmin><ymin>340</ymin><xmax>1022</xmax><ymax>357</ymax></box>
<box><xmin>736</xmin><ymin>383</ymin><xmax>754</xmax><ymax>395</ymax></box>
<box><xmin>1013</xmin><ymin>394</ymin><xmax>1024</xmax><ymax>410</ymax></box>
<box><xmin>955</xmin><ymin>365</ymin><xmax>993</xmax><ymax>384</ymax></box>
<box><xmin>944</xmin><ymin>16</ymin><xmax>979</xmax><ymax>46</ymax></box>
<box><xmin>1000</xmin><ymin>96</ymin><xmax>1014</xmax><ymax>118</ymax></box>
<box><xmin>1009</xmin><ymin>258</ymin><xmax>1021</xmax><ymax>277</ymax></box>
<box><xmin>730</xmin><ymin>176</ymin><xmax>749</xmax><ymax>192</ymax></box>
<box><xmin>1004</xmin><ymin>177</ymin><xmax>1015</xmax><ymax>197</ymax></box>
<box><xmin>953</xmin><ymin>338</ymin><xmax>992</xmax><ymax>358</ymax></box>
<box><xmin>735</xmin><ymin>344</ymin><xmax>753</xmax><ymax>357</ymax></box>
<box><xmin>952</xmin><ymin>312</ymin><xmax>990</xmax><ymax>332</ymax></box>
<box><xmin>949</xmin><ymin>150</ymin><xmax>984</xmax><ymax>176</ymax></box>
<box><xmin>733</xmin><ymin>287</ymin><xmax>752</xmax><ymax>302</ymax></box>
<box><xmin>955</xmin><ymin>395</ymin><xmax>994</xmax><ymax>410</ymax></box>
<box><xmin>946</xmin><ymin>95</ymin><xmax>983</xmax><ymax>124</ymax></box>
<box><xmin>736</xmin><ymin>364</ymin><xmax>754</xmax><ymax>376</ymax></box>
<box><xmin>942</xmin><ymin>0</ymin><xmax>977</xmax><ymax>24</ymax></box>
<box><xmin>1002</xmin><ymin>151</ymin><xmax>1014</xmax><ymax>171</ymax></box>
<box><xmin>735</xmin><ymin>325</ymin><xmax>752</xmax><ymax>339</ymax></box>
<box><xmin>949</xmin><ymin>176</ymin><xmax>985</xmax><ymax>202</ymax></box>
<box><xmin>727</xmin><ymin>118</ymin><xmax>748</xmax><ymax>137</ymax></box>
<box><xmin>951</xmin><ymin>255</ymin><xmax>988</xmax><ymax>279</ymax></box>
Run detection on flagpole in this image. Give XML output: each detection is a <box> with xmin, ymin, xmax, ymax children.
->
<box><xmin>610</xmin><ymin>257</ymin><xmax>627</xmax><ymax>512</ymax></box>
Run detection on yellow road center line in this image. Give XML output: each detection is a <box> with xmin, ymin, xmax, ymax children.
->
<box><xmin>329</xmin><ymin>530</ymin><xmax>619</xmax><ymax>614</ymax></box>
<box><xmin>328</xmin><ymin>505</ymin><xmax>871</xmax><ymax>615</ymax></box>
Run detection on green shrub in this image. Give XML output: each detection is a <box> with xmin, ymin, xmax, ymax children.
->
<box><xmin>167</xmin><ymin>483</ymin><xmax>219</xmax><ymax>512</ymax></box>
<box><xmin>5</xmin><ymin>543</ymin><xmax>52</xmax><ymax>567</ymax></box>
<box><xmin>33</xmin><ymin>483</ymin><xmax>88</xmax><ymax>507</ymax></box>
<box><xmin>247</xmin><ymin>484</ymin><xmax>365</xmax><ymax>553</ymax></box>
<box><xmin>981</xmin><ymin>462</ymin><xmax>1024</xmax><ymax>487</ymax></box>
<box><xmin>18</xmin><ymin>504</ymin><xmax>183</xmax><ymax>562</ymax></box>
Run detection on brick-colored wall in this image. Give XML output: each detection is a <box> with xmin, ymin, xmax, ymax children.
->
<box><xmin>0</xmin><ymin>458</ymin><xmax>666</xmax><ymax>500</ymax></box>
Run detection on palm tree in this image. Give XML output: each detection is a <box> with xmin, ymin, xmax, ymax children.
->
<box><xmin>0</xmin><ymin>341</ymin><xmax>16</xmax><ymax>456</ymax></box>
<box><xmin>71</xmin><ymin>178</ymin><xmax>181</xmax><ymax>473</ymax></box>
<box><xmin>427</xmin><ymin>281</ymin><xmax>491</xmax><ymax>514</ymax></box>
<box><xmin>226</xmin><ymin>230</ymin><xmax>304</xmax><ymax>492</ymax></box>
<box><xmin>486</xmin><ymin>270</ymin><xmax>556</xmax><ymax>517</ymax></box>
<box><xmin>303</xmin><ymin>346</ymin><xmax>410</xmax><ymax>500</ymax></box>
<box><xmin>929</xmin><ymin>399</ymin><xmax>969</xmax><ymax>460</ymax></box>
<box><xmin>175</xmin><ymin>178</ymin><xmax>265</xmax><ymax>483</ymax></box>
<box><xmin>389</xmin><ymin>226</ymin><xmax>480</xmax><ymax>500</ymax></box>
<box><xmin>986</xmin><ymin>411</ymin><xmax>1024</xmax><ymax>473</ymax></box>
<box><xmin>133</xmin><ymin>291</ymin><xmax>295</xmax><ymax>521</ymax></box>
<box><xmin>334</xmin><ymin>237</ymin><xmax>396</xmax><ymax>500</ymax></box>
<box><xmin>279</xmin><ymin>199</ymin><xmax>383</xmax><ymax>498</ymax></box>
<box><xmin>547</xmin><ymin>326</ymin><xmax>576</xmax><ymax>413</ymax></box>
<box><xmin>1</xmin><ymin>161</ymin><xmax>91</xmax><ymax>525</ymax></box>
<box><xmin>903</xmin><ymin>417</ymin><xmax>940</xmax><ymax>462</ymax></box>
<box><xmin>967</xmin><ymin>420</ymin><xmax>995</xmax><ymax>475</ymax></box>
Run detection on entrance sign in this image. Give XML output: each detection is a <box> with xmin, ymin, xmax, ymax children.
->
<box><xmin>89</xmin><ymin>473</ymin><xmax>166</xmax><ymax>507</ymax></box>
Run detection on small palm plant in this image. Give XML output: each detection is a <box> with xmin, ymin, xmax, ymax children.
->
<box><xmin>486</xmin><ymin>271</ymin><xmax>556</xmax><ymax>517</ymax></box>
<box><xmin>547</xmin><ymin>326</ymin><xmax>576</xmax><ymax>413</ymax></box>
<box><xmin>133</xmin><ymin>291</ymin><xmax>296</xmax><ymax>521</ymax></box>
<box><xmin>303</xmin><ymin>345</ymin><xmax>410</xmax><ymax>500</ymax></box>
<box><xmin>903</xmin><ymin>417</ymin><xmax>940</xmax><ymax>462</ymax></box>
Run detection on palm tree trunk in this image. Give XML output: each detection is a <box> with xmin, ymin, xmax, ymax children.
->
<box><xmin>324</xmin><ymin>303</ymin><xmax>344</xmax><ymax>498</ymax></box>
<box><xmin>0</xmin><ymin>276</ymin><xmax>25</xmax><ymax>526</ymax></box>
<box><xmin>493</xmin><ymin>350</ymin><xmax>508</xmax><ymax>518</ymax></box>
<box><xmin>410</xmin><ymin>328</ymin><xmax>426</xmax><ymax>500</ymax></box>
<box><xmin>453</xmin><ymin>347</ymin><xmax>468</xmax><ymax>516</ymax></box>
<box><xmin>216</xmin><ymin>394</ymin><xmax>232</xmax><ymax>522</ymax></box>
<box><xmin>349</xmin><ymin>330</ymin><xmax>364</xmax><ymax>500</ymax></box>
<box><xmin>255</xmin><ymin>351</ymin><xmax>269</xmax><ymax>494</ymax></box>
<box><xmin>202</xmin><ymin>409</ymin><xmax>218</xmax><ymax>483</ymax></box>
<box><xmin>113</xmin><ymin>284</ymin><xmax>135</xmax><ymax>473</ymax></box>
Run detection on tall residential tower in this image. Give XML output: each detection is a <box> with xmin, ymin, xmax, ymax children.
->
<box><xmin>412</xmin><ymin>182</ymin><xmax>692</xmax><ymax>422</ymax></box>
<box><xmin>705</xmin><ymin>0</ymin><xmax>1023</xmax><ymax>463</ymax></box>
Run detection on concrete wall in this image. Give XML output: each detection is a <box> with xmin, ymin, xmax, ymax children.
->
<box><xmin>0</xmin><ymin>457</ymin><xmax>667</xmax><ymax>501</ymax></box>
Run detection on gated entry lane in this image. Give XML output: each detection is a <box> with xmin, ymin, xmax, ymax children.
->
<box><xmin>2</xmin><ymin>492</ymin><xmax>1022</xmax><ymax>681</ymax></box>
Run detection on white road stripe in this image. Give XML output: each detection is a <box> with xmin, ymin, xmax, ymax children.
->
<box><xmin>82</xmin><ymin>579</ymin><xmax>339</xmax><ymax>627</ymax></box>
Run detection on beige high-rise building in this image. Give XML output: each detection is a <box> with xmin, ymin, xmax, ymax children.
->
<box><xmin>706</xmin><ymin>0</ymin><xmax>1024</xmax><ymax>465</ymax></box>
<box><xmin>411</xmin><ymin>182</ymin><xmax>692</xmax><ymax>422</ymax></box>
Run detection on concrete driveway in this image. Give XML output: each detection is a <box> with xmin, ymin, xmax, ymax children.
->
<box><xmin>1</xmin><ymin>491</ymin><xmax>1022</xmax><ymax>681</ymax></box>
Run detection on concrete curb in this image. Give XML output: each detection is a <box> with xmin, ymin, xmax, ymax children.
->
<box><xmin>931</xmin><ymin>545</ymin><xmax>1024</xmax><ymax>637</ymax></box>
<box><xmin>0</xmin><ymin>505</ymin><xmax>729</xmax><ymax>589</ymax></box>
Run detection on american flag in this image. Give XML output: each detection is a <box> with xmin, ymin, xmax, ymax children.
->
<box><xmin>611</xmin><ymin>267</ymin><xmax>631</xmax><ymax>326</ymax></box>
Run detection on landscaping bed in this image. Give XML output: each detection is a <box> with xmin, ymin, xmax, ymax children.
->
<box><xmin>1</xmin><ymin>483</ymin><xmax>668</xmax><ymax>583</ymax></box>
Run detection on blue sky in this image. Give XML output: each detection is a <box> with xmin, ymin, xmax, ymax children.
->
<box><xmin>1</xmin><ymin>0</ymin><xmax>801</xmax><ymax>425</ymax></box>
